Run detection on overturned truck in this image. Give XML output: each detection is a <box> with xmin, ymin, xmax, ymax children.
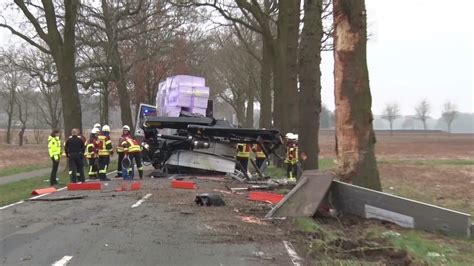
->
<box><xmin>135</xmin><ymin>104</ymin><xmax>282</xmax><ymax>179</ymax></box>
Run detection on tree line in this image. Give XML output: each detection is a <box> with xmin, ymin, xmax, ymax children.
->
<box><xmin>1</xmin><ymin>0</ymin><xmax>382</xmax><ymax>190</ymax></box>
<box><xmin>381</xmin><ymin>99</ymin><xmax>459</xmax><ymax>135</ymax></box>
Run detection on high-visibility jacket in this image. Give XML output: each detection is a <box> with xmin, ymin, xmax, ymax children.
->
<box><xmin>117</xmin><ymin>135</ymin><xmax>126</xmax><ymax>153</ymax></box>
<box><xmin>236</xmin><ymin>143</ymin><xmax>251</xmax><ymax>158</ymax></box>
<box><xmin>85</xmin><ymin>138</ymin><xmax>98</xmax><ymax>159</ymax></box>
<box><xmin>97</xmin><ymin>134</ymin><xmax>113</xmax><ymax>156</ymax></box>
<box><xmin>121</xmin><ymin>136</ymin><xmax>141</xmax><ymax>154</ymax></box>
<box><xmin>285</xmin><ymin>143</ymin><xmax>298</xmax><ymax>165</ymax></box>
<box><xmin>48</xmin><ymin>136</ymin><xmax>61</xmax><ymax>157</ymax></box>
<box><xmin>252</xmin><ymin>144</ymin><xmax>266</xmax><ymax>159</ymax></box>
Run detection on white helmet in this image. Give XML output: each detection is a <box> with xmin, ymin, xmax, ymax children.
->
<box><xmin>285</xmin><ymin>133</ymin><xmax>298</xmax><ymax>140</ymax></box>
<box><xmin>93</xmin><ymin>123</ymin><xmax>101</xmax><ymax>129</ymax></box>
<box><xmin>91</xmin><ymin>128</ymin><xmax>100</xmax><ymax>134</ymax></box>
<box><xmin>102</xmin><ymin>125</ymin><xmax>111</xmax><ymax>132</ymax></box>
<box><xmin>122</xmin><ymin>125</ymin><xmax>130</xmax><ymax>131</ymax></box>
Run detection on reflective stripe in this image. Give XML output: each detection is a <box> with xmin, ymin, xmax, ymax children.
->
<box><xmin>138</xmin><ymin>167</ymin><xmax>143</xmax><ymax>170</ymax></box>
<box><xmin>98</xmin><ymin>135</ymin><xmax>112</xmax><ymax>156</ymax></box>
<box><xmin>236</xmin><ymin>144</ymin><xmax>250</xmax><ymax>158</ymax></box>
<box><xmin>252</xmin><ymin>144</ymin><xmax>266</xmax><ymax>158</ymax></box>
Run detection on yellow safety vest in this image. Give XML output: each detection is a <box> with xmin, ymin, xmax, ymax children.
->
<box><xmin>236</xmin><ymin>143</ymin><xmax>250</xmax><ymax>158</ymax></box>
<box><xmin>285</xmin><ymin>143</ymin><xmax>298</xmax><ymax>164</ymax></box>
<box><xmin>252</xmin><ymin>144</ymin><xmax>266</xmax><ymax>159</ymax></box>
<box><xmin>121</xmin><ymin>137</ymin><xmax>141</xmax><ymax>153</ymax></box>
<box><xmin>98</xmin><ymin>135</ymin><xmax>112</xmax><ymax>156</ymax></box>
<box><xmin>84</xmin><ymin>140</ymin><xmax>96</xmax><ymax>159</ymax></box>
<box><xmin>48</xmin><ymin>136</ymin><xmax>61</xmax><ymax>157</ymax></box>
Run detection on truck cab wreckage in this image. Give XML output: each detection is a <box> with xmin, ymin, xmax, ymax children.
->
<box><xmin>136</xmin><ymin>105</ymin><xmax>284</xmax><ymax>181</ymax></box>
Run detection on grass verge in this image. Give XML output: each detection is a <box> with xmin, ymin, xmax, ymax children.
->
<box><xmin>0</xmin><ymin>171</ymin><xmax>70</xmax><ymax>206</ymax></box>
<box><xmin>0</xmin><ymin>164</ymin><xmax>49</xmax><ymax>178</ymax></box>
<box><xmin>293</xmin><ymin>218</ymin><xmax>474</xmax><ymax>265</ymax></box>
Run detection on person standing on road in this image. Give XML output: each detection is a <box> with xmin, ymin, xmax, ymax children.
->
<box><xmin>65</xmin><ymin>128</ymin><xmax>86</xmax><ymax>183</ymax></box>
<box><xmin>120</xmin><ymin>125</ymin><xmax>144</xmax><ymax>179</ymax></box>
<box><xmin>115</xmin><ymin>126</ymin><xmax>128</xmax><ymax>178</ymax></box>
<box><xmin>97</xmin><ymin>125</ymin><xmax>113</xmax><ymax>181</ymax></box>
<box><xmin>48</xmin><ymin>129</ymin><xmax>61</xmax><ymax>186</ymax></box>
<box><xmin>284</xmin><ymin>133</ymin><xmax>299</xmax><ymax>181</ymax></box>
<box><xmin>85</xmin><ymin>128</ymin><xmax>100</xmax><ymax>179</ymax></box>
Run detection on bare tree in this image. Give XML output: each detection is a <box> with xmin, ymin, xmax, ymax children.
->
<box><xmin>0</xmin><ymin>0</ymin><xmax>82</xmax><ymax>136</ymax></box>
<box><xmin>0</xmin><ymin>49</ymin><xmax>23</xmax><ymax>144</ymax></box>
<box><xmin>441</xmin><ymin>101</ymin><xmax>458</xmax><ymax>134</ymax></box>
<box><xmin>415</xmin><ymin>99</ymin><xmax>430</xmax><ymax>135</ymax></box>
<box><xmin>16</xmin><ymin>85</ymin><xmax>32</xmax><ymax>146</ymax></box>
<box><xmin>333</xmin><ymin>0</ymin><xmax>381</xmax><ymax>190</ymax></box>
<box><xmin>381</xmin><ymin>103</ymin><xmax>400</xmax><ymax>136</ymax></box>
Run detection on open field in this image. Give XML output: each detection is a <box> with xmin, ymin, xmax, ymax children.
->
<box><xmin>1</xmin><ymin>130</ymin><xmax>473</xmax><ymax>215</ymax></box>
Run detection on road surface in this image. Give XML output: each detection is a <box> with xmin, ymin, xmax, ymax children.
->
<box><xmin>0</xmin><ymin>171</ymin><xmax>296</xmax><ymax>266</ymax></box>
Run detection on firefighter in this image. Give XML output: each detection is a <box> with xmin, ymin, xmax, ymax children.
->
<box><xmin>97</xmin><ymin>125</ymin><xmax>113</xmax><ymax>181</ymax></box>
<box><xmin>284</xmin><ymin>133</ymin><xmax>299</xmax><ymax>181</ymax></box>
<box><xmin>48</xmin><ymin>129</ymin><xmax>61</xmax><ymax>186</ymax></box>
<box><xmin>252</xmin><ymin>144</ymin><xmax>266</xmax><ymax>170</ymax></box>
<box><xmin>65</xmin><ymin>128</ymin><xmax>86</xmax><ymax>183</ymax></box>
<box><xmin>120</xmin><ymin>125</ymin><xmax>144</xmax><ymax>179</ymax></box>
<box><xmin>85</xmin><ymin>128</ymin><xmax>100</xmax><ymax>179</ymax></box>
<box><xmin>115</xmin><ymin>126</ymin><xmax>128</xmax><ymax>178</ymax></box>
<box><xmin>236</xmin><ymin>143</ymin><xmax>251</xmax><ymax>174</ymax></box>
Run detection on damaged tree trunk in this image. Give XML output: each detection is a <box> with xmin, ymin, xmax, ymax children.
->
<box><xmin>298</xmin><ymin>0</ymin><xmax>323</xmax><ymax>170</ymax></box>
<box><xmin>333</xmin><ymin>0</ymin><xmax>381</xmax><ymax>190</ymax></box>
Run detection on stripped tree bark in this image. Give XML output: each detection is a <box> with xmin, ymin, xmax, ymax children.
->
<box><xmin>299</xmin><ymin>0</ymin><xmax>323</xmax><ymax>170</ymax></box>
<box><xmin>333</xmin><ymin>0</ymin><xmax>381</xmax><ymax>190</ymax></box>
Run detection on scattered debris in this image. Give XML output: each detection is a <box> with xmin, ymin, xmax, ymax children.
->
<box><xmin>31</xmin><ymin>186</ymin><xmax>57</xmax><ymax>195</ymax></box>
<box><xmin>29</xmin><ymin>196</ymin><xmax>88</xmax><ymax>202</ymax></box>
<box><xmin>248</xmin><ymin>191</ymin><xmax>284</xmax><ymax>204</ymax></box>
<box><xmin>195</xmin><ymin>194</ymin><xmax>225</xmax><ymax>206</ymax></box>
<box><xmin>180</xmin><ymin>211</ymin><xmax>195</xmax><ymax>215</ymax></box>
<box><xmin>67</xmin><ymin>182</ymin><xmax>102</xmax><ymax>191</ymax></box>
<box><xmin>171</xmin><ymin>179</ymin><xmax>197</xmax><ymax>189</ymax></box>
<box><xmin>237</xmin><ymin>215</ymin><xmax>268</xmax><ymax>225</ymax></box>
<box><xmin>253</xmin><ymin>251</ymin><xmax>274</xmax><ymax>261</ymax></box>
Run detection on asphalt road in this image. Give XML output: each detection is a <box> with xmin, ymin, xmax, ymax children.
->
<box><xmin>0</xmin><ymin>171</ymin><xmax>294</xmax><ymax>266</ymax></box>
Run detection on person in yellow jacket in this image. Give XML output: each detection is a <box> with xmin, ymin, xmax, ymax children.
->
<box><xmin>284</xmin><ymin>133</ymin><xmax>299</xmax><ymax>181</ymax></box>
<box><xmin>236</xmin><ymin>143</ymin><xmax>251</xmax><ymax>174</ymax></box>
<box><xmin>85</xmin><ymin>128</ymin><xmax>100</xmax><ymax>179</ymax></box>
<box><xmin>252</xmin><ymin>144</ymin><xmax>266</xmax><ymax>170</ymax></box>
<box><xmin>97</xmin><ymin>125</ymin><xmax>113</xmax><ymax>181</ymax></box>
<box><xmin>120</xmin><ymin>125</ymin><xmax>144</xmax><ymax>179</ymax></box>
<box><xmin>48</xmin><ymin>129</ymin><xmax>61</xmax><ymax>186</ymax></box>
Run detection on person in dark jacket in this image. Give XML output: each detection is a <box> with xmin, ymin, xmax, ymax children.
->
<box><xmin>65</xmin><ymin>128</ymin><xmax>86</xmax><ymax>183</ymax></box>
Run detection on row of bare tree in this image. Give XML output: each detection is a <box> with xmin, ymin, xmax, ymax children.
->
<box><xmin>0</xmin><ymin>0</ymin><xmax>382</xmax><ymax>189</ymax></box>
<box><xmin>382</xmin><ymin>99</ymin><xmax>459</xmax><ymax>135</ymax></box>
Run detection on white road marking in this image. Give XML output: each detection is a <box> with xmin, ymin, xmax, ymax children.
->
<box><xmin>283</xmin><ymin>240</ymin><xmax>303</xmax><ymax>266</ymax></box>
<box><xmin>131</xmin><ymin>193</ymin><xmax>152</xmax><ymax>208</ymax></box>
<box><xmin>0</xmin><ymin>171</ymin><xmax>116</xmax><ymax>210</ymax></box>
<box><xmin>52</xmin><ymin>255</ymin><xmax>73</xmax><ymax>266</ymax></box>
<box><xmin>0</xmin><ymin>201</ymin><xmax>25</xmax><ymax>210</ymax></box>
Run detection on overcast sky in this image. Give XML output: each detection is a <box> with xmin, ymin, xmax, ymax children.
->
<box><xmin>1</xmin><ymin>0</ymin><xmax>472</xmax><ymax>118</ymax></box>
<box><xmin>322</xmin><ymin>0</ymin><xmax>473</xmax><ymax>118</ymax></box>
